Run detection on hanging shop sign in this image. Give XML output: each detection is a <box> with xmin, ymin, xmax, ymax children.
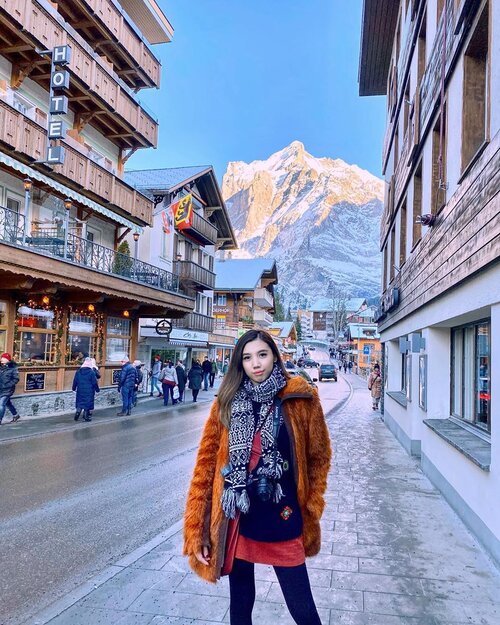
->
<box><xmin>171</xmin><ymin>194</ymin><xmax>193</xmax><ymax>230</ymax></box>
<box><xmin>155</xmin><ymin>319</ymin><xmax>173</xmax><ymax>336</ymax></box>
<box><xmin>45</xmin><ymin>45</ymin><xmax>72</xmax><ymax>165</ymax></box>
<box><xmin>381</xmin><ymin>287</ymin><xmax>400</xmax><ymax>314</ymax></box>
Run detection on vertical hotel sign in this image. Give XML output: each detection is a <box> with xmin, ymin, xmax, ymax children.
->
<box><xmin>46</xmin><ymin>45</ymin><xmax>72</xmax><ymax>165</ymax></box>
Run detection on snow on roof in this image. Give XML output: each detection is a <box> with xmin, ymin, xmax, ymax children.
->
<box><xmin>347</xmin><ymin>323</ymin><xmax>380</xmax><ymax>339</ymax></box>
<box><xmin>346</xmin><ymin>298</ymin><xmax>367</xmax><ymax>312</ymax></box>
<box><xmin>124</xmin><ymin>166</ymin><xmax>211</xmax><ymax>191</ymax></box>
<box><xmin>269</xmin><ymin>321</ymin><xmax>295</xmax><ymax>338</ymax></box>
<box><xmin>215</xmin><ymin>258</ymin><xmax>277</xmax><ymax>291</ymax></box>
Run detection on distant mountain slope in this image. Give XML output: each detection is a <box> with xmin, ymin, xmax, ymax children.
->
<box><xmin>221</xmin><ymin>141</ymin><xmax>384</xmax><ymax>304</ymax></box>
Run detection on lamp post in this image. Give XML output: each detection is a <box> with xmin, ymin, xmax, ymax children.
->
<box><xmin>133</xmin><ymin>231</ymin><xmax>139</xmax><ymax>259</ymax></box>
<box><xmin>63</xmin><ymin>197</ymin><xmax>72</xmax><ymax>259</ymax></box>
<box><xmin>22</xmin><ymin>177</ymin><xmax>32</xmax><ymax>245</ymax></box>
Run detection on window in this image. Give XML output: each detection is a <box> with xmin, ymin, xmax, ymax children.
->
<box><xmin>437</xmin><ymin>0</ymin><xmax>444</xmax><ymax>22</ymax></box>
<box><xmin>106</xmin><ymin>317</ymin><xmax>131</xmax><ymax>362</ymax></box>
<box><xmin>412</xmin><ymin>162</ymin><xmax>422</xmax><ymax>247</ymax></box>
<box><xmin>451</xmin><ymin>320</ymin><xmax>490</xmax><ymax>431</ymax></box>
<box><xmin>383</xmin><ymin>244</ymin><xmax>388</xmax><ymax>290</ymax></box>
<box><xmin>417</xmin><ymin>12</ymin><xmax>426</xmax><ymax>84</ymax></box>
<box><xmin>215</xmin><ymin>314</ymin><xmax>226</xmax><ymax>329</ymax></box>
<box><xmin>431</xmin><ymin>109</ymin><xmax>447</xmax><ymax>214</ymax></box>
<box><xmin>68</xmin><ymin>314</ymin><xmax>98</xmax><ymax>363</ymax></box>
<box><xmin>399</xmin><ymin>200</ymin><xmax>407</xmax><ymax>267</ymax></box>
<box><xmin>462</xmin><ymin>4</ymin><xmax>489</xmax><ymax>171</ymax></box>
<box><xmin>15</xmin><ymin>305</ymin><xmax>57</xmax><ymax>363</ymax></box>
<box><xmin>401</xmin><ymin>349</ymin><xmax>411</xmax><ymax>400</ymax></box>
<box><xmin>389</xmin><ymin>225</ymin><xmax>396</xmax><ymax>282</ymax></box>
<box><xmin>217</xmin><ymin>294</ymin><xmax>227</xmax><ymax>306</ymax></box>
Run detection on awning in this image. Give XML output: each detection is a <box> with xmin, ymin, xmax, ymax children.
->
<box><xmin>0</xmin><ymin>153</ymin><xmax>143</xmax><ymax>234</ymax></box>
<box><xmin>167</xmin><ymin>339</ymin><xmax>208</xmax><ymax>347</ymax></box>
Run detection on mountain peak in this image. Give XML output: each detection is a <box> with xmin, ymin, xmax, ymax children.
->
<box><xmin>221</xmin><ymin>143</ymin><xmax>384</xmax><ymax>300</ymax></box>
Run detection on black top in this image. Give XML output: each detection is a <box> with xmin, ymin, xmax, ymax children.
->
<box><xmin>239</xmin><ymin>400</ymin><xmax>303</xmax><ymax>542</ymax></box>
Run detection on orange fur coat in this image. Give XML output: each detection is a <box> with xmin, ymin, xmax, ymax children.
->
<box><xmin>183</xmin><ymin>376</ymin><xmax>332</xmax><ymax>582</ymax></box>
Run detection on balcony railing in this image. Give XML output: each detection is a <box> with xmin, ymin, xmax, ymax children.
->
<box><xmin>57</xmin><ymin>0</ymin><xmax>162</xmax><ymax>89</ymax></box>
<box><xmin>171</xmin><ymin>312</ymin><xmax>215</xmax><ymax>333</ymax></box>
<box><xmin>253</xmin><ymin>287</ymin><xmax>274</xmax><ymax>309</ymax></box>
<box><xmin>0</xmin><ymin>99</ymin><xmax>153</xmax><ymax>225</ymax></box>
<box><xmin>253</xmin><ymin>309</ymin><xmax>274</xmax><ymax>326</ymax></box>
<box><xmin>173</xmin><ymin>260</ymin><xmax>216</xmax><ymax>290</ymax></box>
<box><xmin>175</xmin><ymin>210</ymin><xmax>218</xmax><ymax>246</ymax></box>
<box><xmin>0</xmin><ymin>0</ymin><xmax>158</xmax><ymax>148</ymax></box>
<box><xmin>0</xmin><ymin>205</ymin><xmax>180</xmax><ymax>293</ymax></box>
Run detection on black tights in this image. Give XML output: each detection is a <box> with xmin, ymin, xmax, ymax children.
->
<box><xmin>229</xmin><ymin>558</ymin><xmax>322</xmax><ymax>625</ymax></box>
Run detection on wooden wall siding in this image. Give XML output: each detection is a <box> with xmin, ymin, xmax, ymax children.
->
<box><xmin>0</xmin><ymin>100</ymin><xmax>153</xmax><ymax>226</ymax></box>
<box><xmin>5</xmin><ymin>0</ymin><xmax>158</xmax><ymax>148</ymax></box>
<box><xmin>380</xmin><ymin>136</ymin><xmax>500</xmax><ymax>331</ymax></box>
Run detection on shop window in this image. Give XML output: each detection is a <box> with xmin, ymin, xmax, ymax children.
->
<box><xmin>451</xmin><ymin>320</ymin><xmax>490</xmax><ymax>431</ymax></box>
<box><xmin>106</xmin><ymin>316</ymin><xmax>131</xmax><ymax>362</ymax></box>
<box><xmin>68</xmin><ymin>314</ymin><xmax>98</xmax><ymax>364</ymax></box>
<box><xmin>462</xmin><ymin>3</ymin><xmax>489</xmax><ymax>172</ymax></box>
<box><xmin>0</xmin><ymin>302</ymin><xmax>7</xmax><ymax>353</ymax></box>
<box><xmin>14</xmin><ymin>305</ymin><xmax>57</xmax><ymax>363</ymax></box>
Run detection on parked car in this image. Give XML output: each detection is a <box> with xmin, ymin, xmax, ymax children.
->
<box><xmin>284</xmin><ymin>360</ymin><xmax>296</xmax><ymax>370</ymax></box>
<box><xmin>302</xmin><ymin>358</ymin><xmax>319</xmax><ymax>368</ymax></box>
<box><xmin>308</xmin><ymin>346</ymin><xmax>316</xmax><ymax>351</ymax></box>
<box><xmin>318</xmin><ymin>364</ymin><xmax>337</xmax><ymax>382</ymax></box>
<box><xmin>288</xmin><ymin>366</ymin><xmax>317</xmax><ymax>388</ymax></box>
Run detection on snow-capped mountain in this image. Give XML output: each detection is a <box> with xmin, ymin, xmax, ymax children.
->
<box><xmin>221</xmin><ymin>141</ymin><xmax>384</xmax><ymax>304</ymax></box>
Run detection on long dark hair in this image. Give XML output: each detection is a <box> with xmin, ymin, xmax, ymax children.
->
<box><xmin>217</xmin><ymin>329</ymin><xmax>289</xmax><ymax>427</ymax></box>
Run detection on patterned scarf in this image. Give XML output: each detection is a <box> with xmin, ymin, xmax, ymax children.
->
<box><xmin>221</xmin><ymin>364</ymin><xmax>287</xmax><ymax>519</ymax></box>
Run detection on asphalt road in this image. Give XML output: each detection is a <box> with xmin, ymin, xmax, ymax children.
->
<box><xmin>0</xmin><ymin>355</ymin><xmax>348</xmax><ymax>625</ymax></box>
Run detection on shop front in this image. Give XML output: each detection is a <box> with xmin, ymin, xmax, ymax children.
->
<box><xmin>138</xmin><ymin>324</ymin><xmax>209</xmax><ymax>371</ymax></box>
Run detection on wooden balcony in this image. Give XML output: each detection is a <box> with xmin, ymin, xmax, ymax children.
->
<box><xmin>0</xmin><ymin>0</ymin><xmax>158</xmax><ymax>149</ymax></box>
<box><xmin>173</xmin><ymin>260</ymin><xmax>216</xmax><ymax>291</ymax></box>
<box><xmin>175</xmin><ymin>210</ymin><xmax>218</xmax><ymax>246</ymax></box>
<box><xmin>253</xmin><ymin>287</ymin><xmax>274</xmax><ymax>309</ymax></box>
<box><xmin>253</xmin><ymin>309</ymin><xmax>274</xmax><ymax>327</ymax></box>
<box><xmin>171</xmin><ymin>312</ymin><xmax>215</xmax><ymax>333</ymax></box>
<box><xmin>55</xmin><ymin>0</ymin><xmax>162</xmax><ymax>90</ymax></box>
<box><xmin>0</xmin><ymin>99</ymin><xmax>153</xmax><ymax>225</ymax></box>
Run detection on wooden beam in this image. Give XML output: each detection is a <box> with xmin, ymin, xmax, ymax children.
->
<box><xmin>11</xmin><ymin>61</ymin><xmax>38</xmax><ymax>89</ymax></box>
<box><xmin>116</xmin><ymin>228</ymin><xmax>131</xmax><ymax>244</ymax></box>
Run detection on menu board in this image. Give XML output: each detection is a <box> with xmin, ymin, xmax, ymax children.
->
<box><xmin>25</xmin><ymin>372</ymin><xmax>46</xmax><ymax>392</ymax></box>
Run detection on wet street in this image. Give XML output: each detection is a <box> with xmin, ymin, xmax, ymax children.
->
<box><xmin>0</xmin><ymin>401</ymin><xmax>210</xmax><ymax>625</ymax></box>
<box><xmin>0</xmin><ymin>364</ymin><xmax>346</xmax><ymax>625</ymax></box>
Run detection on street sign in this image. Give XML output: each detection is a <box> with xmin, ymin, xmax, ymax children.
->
<box><xmin>363</xmin><ymin>345</ymin><xmax>371</xmax><ymax>355</ymax></box>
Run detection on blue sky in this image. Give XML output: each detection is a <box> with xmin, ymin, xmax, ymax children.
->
<box><xmin>128</xmin><ymin>0</ymin><xmax>386</xmax><ymax>182</ymax></box>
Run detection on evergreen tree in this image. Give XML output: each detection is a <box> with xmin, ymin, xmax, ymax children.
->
<box><xmin>273</xmin><ymin>289</ymin><xmax>285</xmax><ymax>322</ymax></box>
<box><xmin>295</xmin><ymin>315</ymin><xmax>303</xmax><ymax>341</ymax></box>
<box><xmin>286</xmin><ymin>304</ymin><xmax>293</xmax><ymax>321</ymax></box>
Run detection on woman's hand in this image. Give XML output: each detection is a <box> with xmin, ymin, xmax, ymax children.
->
<box><xmin>195</xmin><ymin>544</ymin><xmax>211</xmax><ymax>566</ymax></box>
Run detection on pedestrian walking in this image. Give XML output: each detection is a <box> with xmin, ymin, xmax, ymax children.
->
<box><xmin>0</xmin><ymin>353</ymin><xmax>20</xmax><ymax>424</ymax></box>
<box><xmin>150</xmin><ymin>354</ymin><xmax>163</xmax><ymax>397</ymax></box>
<box><xmin>343</xmin><ymin>361</ymin><xmax>347</xmax><ymax>374</ymax></box>
<box><xmin>367</xmin><ymin>364</ymin><xmax>382</xmax><ymax>410</ymax></box>
<box><xmin>209</xmin><ymin>358</ymin><xmax>217</xmax><ymax>388</ymax></box>
<box><xmin>222</xmin><ymin>357</ymin><xmax>229</xmax><ymax>376</ymax></box>
<box><xmin>176</xmin><ymin>360</ymin><xmax>187</xmax><ymax>402</ymax></box>
<box><xmin>159</xmin><ymin>360</ymin><xmax>178</xmax><ymax>406</ymax></box>
<box><xmin>72</xmin><ymin>357</ymin><xmax>100</xmax><ymax>421</ymax></box>
<box><xmin>348</xmin><ymin>361</ymin><xmax>353</xmax><ymax>374</ymax></box>
<box><xmin>117</xmin><ymin>357</ymin><xmax>137</xmax><ymax>416</ymax></box>
<box><xmin>202</xmin><ymin>356</ymin><xmax>212</xmax><ymax>391</ymax></box>
<box><xmin>183</xmin><ymin>329</ymin><xmax>331</xmax><ymax>625</ymax></box>
<box><xmin>132</xmin><ymin>360</ymin><xmax>143</xmax><ymax>407</ymax></box>
<box><xmin>187</xmin><ymin>359</ymin><xmax>203</xmax><ymax>402</ymax></box>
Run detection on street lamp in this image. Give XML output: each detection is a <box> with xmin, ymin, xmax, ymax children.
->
<box><xmin>133</xmin><ymin>231</ymin><xmax>140</xmax><ymax>259</ymax></box>
<box><xmin>22</xmin><ymin>177</ymin><xmax>32</xmax><ymax>245</ymax></box>
<box><xmin>63</xmin><ymin>198</ymin><xmax>72</xmax><ymax>259</ymax></box>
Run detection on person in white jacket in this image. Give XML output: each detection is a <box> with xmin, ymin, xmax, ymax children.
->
<box><xmin>159</xmin><ymin>361</ymin><xmax>178</xmax><ymax>406</ymax></box>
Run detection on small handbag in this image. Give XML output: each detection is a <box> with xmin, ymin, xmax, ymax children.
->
<box><xmin>172</xmin><ymin>386</ymin><xmax>180</xmax><ymax>400</ymax></box>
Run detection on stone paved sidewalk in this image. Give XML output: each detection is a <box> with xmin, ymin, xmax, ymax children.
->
<box><xmin>26</xmin><ymin>376</ymin><xmax>500</xmax><ymax>625</ymax></box>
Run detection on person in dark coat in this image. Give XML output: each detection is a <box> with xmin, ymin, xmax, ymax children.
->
<box><xmin>0</xmin><ymin>353</ymin><xmax>20</xmax><ymax>424</ymax></box>
<box><xmin>132</xmin><ymin>360</ymin><xmax>144</xmax><ymax>407</ymax></box>
<box><xmin>187</xmin><ymin>360</ymin><xmax>203</xmax><ymax>402</ymax></box>
<box><xmin>201</xmin><ymin>356</ymin><xmax>212</xmax><ymax>391</ymax></box>
<box><xmin>176</xmin><ymin>360</ymin><xmax>187</xmax><ymax>403</ymax></box>
<box><xmin>117</xmin><ymin>357</ymin><xmax>137</xmax><ymax>416</ymax></box>
<box><xmin>72</xmin><ymin>357</ymin><xmax>100</xmax><ymax>422</ymax></box>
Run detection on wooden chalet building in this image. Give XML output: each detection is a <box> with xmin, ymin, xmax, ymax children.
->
<box><xmin>0</xmin><ymin>0</ymin><xmax>195</xmax><ymax>414</ymax></box>
<box><xmin>360</xmin><ymin>0</ymin><xmax>499</xmax><ymax>564</ymax></box>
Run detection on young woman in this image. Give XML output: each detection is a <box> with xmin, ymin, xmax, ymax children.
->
<box><xmin>184</xmin><ymin>330</ymin><xmax>331</xmax><ymax>625</ymax></box>
<box><xmin>367</xmin><ymin>363</ymin><xmax>382</xmax><ymax>410</ymax></box>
